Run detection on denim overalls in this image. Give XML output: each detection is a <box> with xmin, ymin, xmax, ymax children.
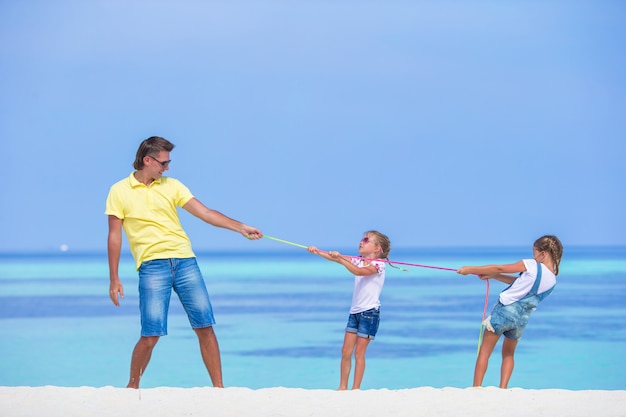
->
<box><xmin>487</xmin><ymin>260</ymin><xmax>555</xmax><ymax>340</ymax></box>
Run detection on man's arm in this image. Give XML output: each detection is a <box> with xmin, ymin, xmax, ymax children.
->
<box><xmin>107</xmin><ymin>215</ymin><xmax>125</xmax><ymax>306</ymax></box>
<box><xmin>182</xmin><ymin>197</ymin><xmax>262</xmax><ymax>239</ymax></box>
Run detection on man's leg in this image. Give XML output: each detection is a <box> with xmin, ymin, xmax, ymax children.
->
<box><xmin>173</xmin><ymin>259</ymin><xmax>220</xmax><ymax>386</ymax></box>
<box><xmin>194</xmin><ymin>326</ymin><xmax>223</xmax><ymax>388</ymax></box>
<box><xmin>135</xmin><ymin>259</ymin><xmax>172</xmax><ymax>388</ymax></box>
<box><xmin>127</xmin><ymin>336</ymin><xmax>160</xmax><ymax>388</ymax></box>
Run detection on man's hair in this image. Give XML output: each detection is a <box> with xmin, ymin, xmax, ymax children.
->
<box><xmin>133</xmin><ymin>136</ymin><xmax>175</xmax><ymax>170</ymax></box>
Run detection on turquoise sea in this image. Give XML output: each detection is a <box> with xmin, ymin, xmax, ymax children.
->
<box><xmin>1</xmin><ymin>246</ymin><xmax>624</xmax><ymax>390</ymax></box>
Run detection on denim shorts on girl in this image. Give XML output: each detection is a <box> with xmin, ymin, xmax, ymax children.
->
<box><xmin>485</xmin><ymin>301</ymin><xmax>534</xmax><ymax>341</ymax></box>
<box><xmin>346</xmin><ymin>307</ymin><xmax>381</xmax><ymax>340</ymax></box>
<box><xmin>138</xmin><ymin>257</ymin><xmax>216</xmax><ymax>337</ymax></box>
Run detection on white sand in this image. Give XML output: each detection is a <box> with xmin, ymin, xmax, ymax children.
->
<box><xmin>1</xmin><ymin>386</ymin><xmax>625</xmax><ymax>417</ymax></box>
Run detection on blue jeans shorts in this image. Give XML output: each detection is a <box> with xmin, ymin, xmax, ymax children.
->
<box><xmin>138</xmin><ymin>258</ymin><xmax>215</xmax><ymax>337</ymax></box>
<box><xmin>485</xmin><ymin>301</ymin><xmax>533</xmax><ymax>341</ymax></box>
<box><xmin>346</xmin><ymin>307</ymin><xmax>381</xmax><ymax>340</ymax></box>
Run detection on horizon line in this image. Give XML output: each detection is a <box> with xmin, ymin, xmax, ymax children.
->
<box><xmin>0</xmin><ymin>244</ymin><xmax>624</xmax><ymax>258</ymax></box>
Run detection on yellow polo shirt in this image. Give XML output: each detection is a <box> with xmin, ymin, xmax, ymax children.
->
<box><xmin>105</xmin><ymin>172</ymin><xmax>195</xmax><ymax>270</ymax></box>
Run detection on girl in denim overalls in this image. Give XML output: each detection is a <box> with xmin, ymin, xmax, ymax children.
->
<box><xmin>457</xmin><ymin>235</ymin><xmax>563</xmax><ymax>389</ymax></box>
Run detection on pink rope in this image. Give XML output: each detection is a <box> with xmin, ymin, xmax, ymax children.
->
<box><xmin>349</xmin><ymin>256</ymin><xmax>457</xmax><ymax>271</ymax></box>
<box><xmin>476</xmin><ymin>278</ymin><xmax>491</xmax><ymax>355</ymax></box>
<box><xmin>482</xmin><ymin>279</ymin><xmax>490</xmax><ymax>321</ymax></box>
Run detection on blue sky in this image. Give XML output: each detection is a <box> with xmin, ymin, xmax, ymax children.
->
<box><xmin>1</xmin><ymin>1</ymin><xmax>624</xmax><ymax>254</ymax></box>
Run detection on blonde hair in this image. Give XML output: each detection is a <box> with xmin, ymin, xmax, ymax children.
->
<box><xmin>364</xmin><ymin>230</ymin><xmax>405</xmax><ymax>270</ymax></box>
<box><xmin>534</xmin><ymin>235</ymin><xmax>563</xmax><ymax>275</ymax></box>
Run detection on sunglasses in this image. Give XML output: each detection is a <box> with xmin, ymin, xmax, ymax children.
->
<box><xmin>361</xmin><ymin>237</ymin><xmax>373</xmax><ymax>244</ymax></box>
<box><xmin>148</xmin><ymin>155</ymin><xmax>171</xmax><ymax>168</ymax></box>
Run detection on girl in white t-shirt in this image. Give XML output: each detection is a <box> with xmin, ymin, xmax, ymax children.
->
<box><xmin>457</xmin><ymin>235</ymin><xmax>563</xmax><ymax>389</ymax></box>
<box><xmin>307</xmin><ymin>230</ymin><xmax>392</xmax><ymax>390</ymax></box>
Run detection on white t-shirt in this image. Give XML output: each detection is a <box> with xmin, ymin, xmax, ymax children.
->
<box><xmin>499</xmin><ymin>259</ymin><xmax>556</xmax><ymax>306</ymax></box>
<box><xmin>349</xmin><ymin>258</ymin><xmax>386</xmax><ymax>314</ymax></box>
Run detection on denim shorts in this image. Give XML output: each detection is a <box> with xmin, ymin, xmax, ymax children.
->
<box><xmin>346</xmin><ymin>307</ymin><xmax>381</xmax><ymax>340</ymax></box>
<box><xmin>485</xmin><ymin>301</ymin><xmax>533</xmax><ymax>341</ymax></box>
<box><xmin>138</xmin><ymin>258</ymin><xmax>215</xmax><ymax>337</ymax></box>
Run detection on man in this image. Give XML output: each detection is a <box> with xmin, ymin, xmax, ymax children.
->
<box><xmin>106</xmin><ymin>136</ymin><xmax>262</xmax><ymax>388</ymax></box>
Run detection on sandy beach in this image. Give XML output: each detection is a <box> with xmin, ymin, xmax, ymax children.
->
<box><xmin>1</xmin><ymin>386</ymin><xmax>625</xmax><ymax>417</ymax></box>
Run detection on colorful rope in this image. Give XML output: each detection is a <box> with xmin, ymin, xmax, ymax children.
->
<box><xmin>263</xmin><ymin>235</ymin><xmax>457</xmax><ymax>271</ymax></box>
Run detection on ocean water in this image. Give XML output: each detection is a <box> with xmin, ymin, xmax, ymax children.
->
<box><xmin>1</xmin><ymin>246</ymin><xmax>625</xmax><ymax>390</ymax></box>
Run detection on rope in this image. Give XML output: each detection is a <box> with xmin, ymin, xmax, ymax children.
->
<box><xmin>477</xmin><ymin>278</ymin><xmax>490</xmax><ymax>356</ymax></box>
<box><xmin>262</xmin><ymin>235</ymin><xmax>456</xmax><ymax>271</ymax></box>
<box><xmin>263</xmin><ymin>235</ymin><xmax>308</xmax><ymax>249</ymax></box>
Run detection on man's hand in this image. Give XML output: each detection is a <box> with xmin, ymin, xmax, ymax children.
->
<box><xmin>109</xmin><ymin>280</ymin><xmax>124</xmax><ymax>306</ymax></box>
<box><xmin>242</xmin><ymin>225</ymin><xmax>263</xmax><ymax>240</ymax></box>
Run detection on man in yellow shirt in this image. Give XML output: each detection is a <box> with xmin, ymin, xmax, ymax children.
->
<box><xmin>106</xmin><ymin>136</ymin><xmax>262</xmax><ymax>388</ymax></box>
